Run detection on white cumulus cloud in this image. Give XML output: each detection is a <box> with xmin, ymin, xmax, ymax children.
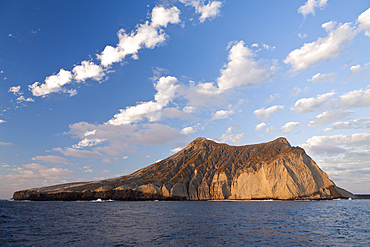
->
<box><xmin>9</xmin><ymin>85</ymin><xmax>34</xmax><ymax>102</ymax></box>
<box><xmin>216</xmin><ymin>127</ymin><xmax>245</xmax><ymax>144</ymax></box>
<box><xmin>181</xmin><ymin>126</ymin><xmax>195</xmax><ymax>134</ymax></box>
<box><xmin>284</xmin><ymin>21</ymin><xmax>356</xmax><ymax>71</ymax></box>
<box><xmin>255</xmin><ymin>122</ymin><xmax>267</xmax><ymax>131</ymax></box>
<box><xmin>338</xmin><ymin>87</ymin><xmax>370</xmax><ymax>109</ymax></box>
<box><xmin>358</xmin><ymin>7</ymin><xmax>370</xmax><ymax>37</ymax></box>
<box><xmin>212</xmin><ymin>109</ymin><xmax>234</xmax><ymax>120</ymax></box>
<box><xmin>323</xmin><ymin>118</ymin><xmax>370</xmax><ymax>133</ymax></box>
<box><xmin>72</xmin><ymin>138</ymin><xmax>106</xmax><ymax>149</ymax></box>
<box><xmin>291</xmin><ymin>92</ymin><xmax>335</xmax><ymax>113</ymax></box>
<box><xmin>179</xmin><ymin>0</ymin><xmax>222</xmax><ymax>23</ymax></box>
<box><xmin>106</xmin><ymin>76</ymin><xmax>178</xmax><ymax>126</ymax></box>
<box><xmin>308</xmin><ymin>109</ymin><xmax>352</xmax><ymax>127</ymax></box>
<box><xmin>107</xmin><ymin>101</ymin><xmax>163</xmax><ymax>126</ymax></box>
<box><xmin>217</xmin><ymin>41</ymin><xmax>278</xmax><ymax>92</ymax></box>
<box><xmin>9</xmin><ymin>86</ymin><xmax>21</xmax><ymax>95</ymax></box>
<box><xmin>253</xmin><ymin>105</ymin><xmax>284</xmax><ymax>121</ymax></box>
<box><xmin>98</xmin><ymin>6</ymin><xmax>181</xmax><ymax>67</ymax></box>
<box><xmin>194</xmin><ymin>41</ymin><xmax>278</xmax><ymax>95</ymax></box>
<box><xmin>29</xmin><ymin>69</ymin><xmax>73</xmax><ymax>97</ymax></box>
<box><xmin>151</xmin><ymin>6</ymin><xmax>181</xmax><ymax>28</ymax></box>
<box><xmin>298</xmin><ymin>0</ymin><xmax>328</xmax><ymax>18</ymax></box>
<box><xmin>289</xmin><ymin>7</ymin><xmax>370</xmax><ymax>72</ymax></box>
<box><xmin>16</xmin><ymin>96</ymin><xmax>34</xmax><ymax>102</ymax></box>
<box><xmin>154</xmin><ymin>76</ymin><xmax>179</xmax><ymax>106</ymax></box>
<box><xmin>280</xmin><ymin>122</ymin><xmax>300</xmax><ymax>134</ymax></box>
<box><xmin>303</xmin><ymin>132</ymin><xmax>370</xmax><ymax>157</ymax></box>
<box><xmin>98</xmin><ymin>24</ymin><xmax>166</xmax><ymax>67</ymax></box>
<box><xmin>72</xmin><ymin>61</ymin><xmax>105</xmax><ymax>82</ymax></box>
<box><xmin>350</xmin><ymin>64</ymin><xmax>361</xmax><ymax>73</ymax></box>
<box><xmin>308</xmin><ymin>72</ymin><xmax>335</xmax><ymax>82</ymax></box>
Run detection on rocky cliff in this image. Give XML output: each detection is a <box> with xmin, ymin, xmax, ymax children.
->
<box><xmin>13</xmin><ymin>137</ymin><xmax>354</xmax><ymax>201</ymax></box>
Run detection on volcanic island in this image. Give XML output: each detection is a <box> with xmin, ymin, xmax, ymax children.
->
<box><xmin>13</xmin><ymin>137</ymin><xmax>355</xmax><ymax>201</ymax></box>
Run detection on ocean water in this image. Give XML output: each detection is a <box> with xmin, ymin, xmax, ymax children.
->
<box><xmin>1</xmin><ymin>199</ymin><xmax>369</xmax><ymax>246</ymax></box>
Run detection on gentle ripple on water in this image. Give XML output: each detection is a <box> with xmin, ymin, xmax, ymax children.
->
<box><xmin>1</xmin><ymin>199</ymin><xmax>369</xmax><ymax>246</ymax></box>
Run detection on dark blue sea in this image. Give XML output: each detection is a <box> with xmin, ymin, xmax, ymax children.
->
<box><xmin>1</xmin><ymin>199</ymin><xmax>369</xmax><ymax>246</ymax></box>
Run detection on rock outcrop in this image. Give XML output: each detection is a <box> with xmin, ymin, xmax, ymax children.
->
<box><xmin>13</xmin><ymin>137</ymin><xmax>355</xmax><ymax>201</ymax></box>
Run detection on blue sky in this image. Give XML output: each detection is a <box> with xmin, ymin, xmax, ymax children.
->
<box><xmin>1</xmin><ymin>0</ymin><xmax>370</xmax><ymax>199</ymax></box>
